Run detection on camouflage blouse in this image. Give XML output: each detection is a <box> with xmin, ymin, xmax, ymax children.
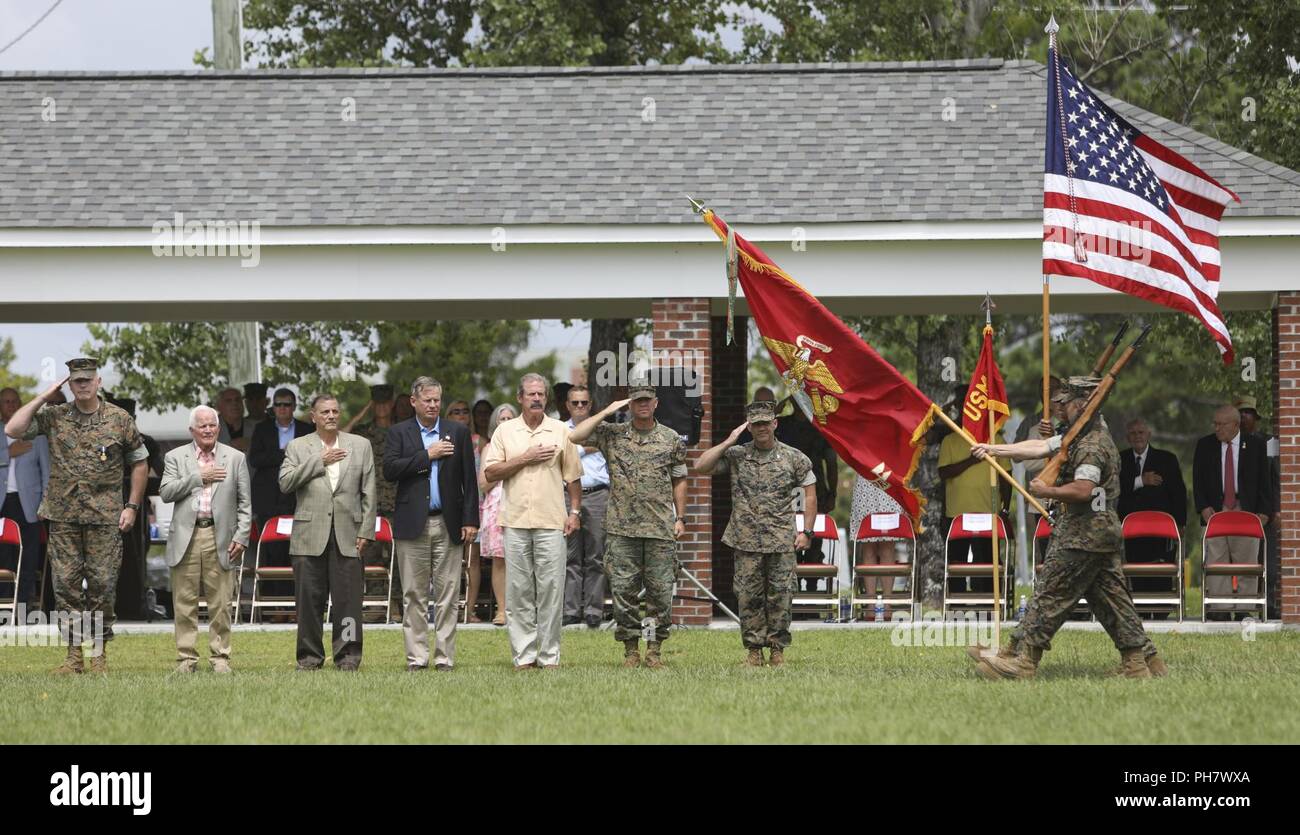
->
<box><xmin>591</xmin><ymin>421</ymin><xmax>688</xmax><ymax>541</ymax></box>
<box><xmin>26</xmin><ymin>398</ymin><xmax>146</xmax><ymax>525</ymax></box>
<box><xmin>1047</xmin><ymin>421</ymin><xmax>1123</xmax><ymax>554</ymax></box>
<box><xmin>717</xmin><ymin>441</ymin><xmax>816</xmax><ymax>553</ymax></box>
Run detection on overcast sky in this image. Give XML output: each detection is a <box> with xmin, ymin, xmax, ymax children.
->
<box><xmin>0</xmin><ymin>0</ymin><xmax>593</xmax><ymax>433</ymax></box>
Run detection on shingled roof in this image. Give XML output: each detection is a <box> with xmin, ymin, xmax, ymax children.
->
<box><xmin>1</xmin><ymin>59</ymin><xmax>1297</xmax><ymax>228</ymax></box>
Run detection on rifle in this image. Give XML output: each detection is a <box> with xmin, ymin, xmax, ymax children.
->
<box><xmin>1090</xmin><ymin>321</ymin><xmax>1131</xmax><ymax>376</ymax></box>
<box><xmin>1038</xmin><ymin>324</ymin><xmax>1151</xmax><ymax>489</ymax></box>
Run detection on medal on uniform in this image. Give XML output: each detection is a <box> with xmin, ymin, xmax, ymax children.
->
<box><xmin>99</xmin><ymin>445</ymin><xmax>107</xmax><ymax>462</ymax></box>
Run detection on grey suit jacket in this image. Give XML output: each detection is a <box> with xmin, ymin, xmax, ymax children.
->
<box><xmin>0</xmin><ymin>422</ymin><xmax>50</xmax><ymax>523</ymax></box>
<box><xmin>278</xmin><ymin>431</ymin><xmax>375</xmax><ymax>558</ymax></box>
<box><xmin>159</xmin><ymin>441</ymin><xmax>252</xmax><ymax>570</ymax></box>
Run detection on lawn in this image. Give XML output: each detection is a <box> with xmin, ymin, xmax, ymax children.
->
<box><xmin>2</xmin><ymin>627</ymin><xmax>1297</xmax><ymax>744</ymax></box>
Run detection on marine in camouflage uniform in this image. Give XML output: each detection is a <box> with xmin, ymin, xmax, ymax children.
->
<box><xmin>576</xmin><ymin>384</ymin><xmax>687</xmax><ymax>669</ymax></box>
<box><xmin>14</xmin><ymin>359</ymin><xmax>148</xmax><ymax>673</ymax></box>
<box><xmin>970</xmin><ymin>377</ymin><xmax>1162</xmax><ymax>680</ymax></box>
<box><xmin>704</xmin><ymin>401</ymin><xmax>817</xmax><ymax>667</ymax></box>
<box><xmin>353</xmin><ymin>385</ymin><xmax>401</xmax><ymax>619</ymax></box>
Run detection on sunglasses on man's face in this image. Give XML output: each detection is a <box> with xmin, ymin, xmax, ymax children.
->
<box><xmin>568</xmin><ymin>400</ymin><xmax>590</xmax><ymax>407</ymax></box>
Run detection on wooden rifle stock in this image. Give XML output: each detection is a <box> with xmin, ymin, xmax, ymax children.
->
<box><xmin>1038</xmin><ymin>324</ymin><xmax>1151</xmax><ymax>488</ymax></box>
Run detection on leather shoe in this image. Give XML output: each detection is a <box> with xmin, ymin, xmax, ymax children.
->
<box><xmin>407</xmin><ymin>664</ymin><xmax>425</xmax><ymax>672</ymax></box>
<box><xmin>585</xmin><ymin>615</ymin><xmax>601</xmax><ymax>629</ymax></box>
<box><xmin>435</xmin><ymin>663</ymin><xmax>452</xmax><ymax>671</ymax></box>
<box><xmin>562</xmin><ymin>615</ymin><xmax>581</xmax><ymax>626</ymax></box>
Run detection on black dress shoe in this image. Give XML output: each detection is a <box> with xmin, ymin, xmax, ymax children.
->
<box><xmin>562</xmin><ymin>615</ymin><xmax>581</xmax><ymax>626</ymax></box>
<box><xmin>585</xmin><ymin>615</ymin><xmax>601</xmax><ymax>629</ymax></box>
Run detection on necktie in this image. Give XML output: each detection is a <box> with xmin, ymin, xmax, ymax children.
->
<box><xmin>1223</xmin><ymin>442</ymin><xmax>1237</xmax><ymax>510</ymax></box>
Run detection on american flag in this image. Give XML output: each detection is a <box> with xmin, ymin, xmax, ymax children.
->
<box><xmin>1044</xmin><ymin>44</ymin><xmax>1239</xmax><ymax>363</ymax></box>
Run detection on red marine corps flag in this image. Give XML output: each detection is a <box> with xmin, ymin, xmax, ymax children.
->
<box><xmin>961</xmin><ymin>324</ymin><xmax>1010</xmax><ymax>444</ymax></box>
<box><xmin>698</xmin><ymin>205</ymin><xmax>939</xmax><ymax>527</ymax></box>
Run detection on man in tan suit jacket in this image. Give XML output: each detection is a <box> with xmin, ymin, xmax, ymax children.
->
<box><xmin>278</xmin><ymin>394</ymin><xmax>376</xmax><ymax>670</ymax></box>
<box><xmin>159</xmin><ymin>405</ymin><xmax>252</xmax><ymax>673</ymax></box>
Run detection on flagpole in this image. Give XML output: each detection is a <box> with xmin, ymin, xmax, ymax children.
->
<box><xmin>982</xmin><ymin>296</ymin><xmax>1002</xmax><ymax>646</ymax></box>
<box><xmin>1042</xmin><ymin>15</ymin><xmax>1060</xmax><ymax>444</ymax></box>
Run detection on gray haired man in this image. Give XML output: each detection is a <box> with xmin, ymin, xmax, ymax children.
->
<box><xmin>159</xmin><ymin>406</ymin><xmax>252</xmax><ymax>673</ymax></box>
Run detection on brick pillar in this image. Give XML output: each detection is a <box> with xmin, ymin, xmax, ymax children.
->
<box><xmin>1274</xmin><ymin>295</ymin><xmax>1300</xmax><ymax>624</ymax></box>
<box><xmin>652</xmin><ymin>298</ymin><xmax>713</xmax><ymax>625</ymax></box>
<box><xmin>711</xmin><ymin>315</ymin><xmax>748</xmax><ymax>612</ymax></box>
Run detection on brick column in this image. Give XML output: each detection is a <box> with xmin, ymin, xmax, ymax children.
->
<box><xmin>652</xmin><ymin>298</ymin><xmax>713</xmax><ymax>625</ymax></box>
<box><xmin>1274</xmin><ymin>295</ymin><xmax>1300</xmax><ymax>624</ymax></box>
<box><xmin>711</xmin><ymin>315</ymin><xmax>748</xmax><ymax>612</ymax></box>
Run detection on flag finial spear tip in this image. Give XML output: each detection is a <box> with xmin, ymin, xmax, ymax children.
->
<box><xmin>1045</xmin><ymin>15</ymin><xmax>1059</xmax><ymax>34</ymax></box>
<box><xmin>685</xmin><ymin>194</ymin><xmax>706</xmax><ymax>214</ymax></box>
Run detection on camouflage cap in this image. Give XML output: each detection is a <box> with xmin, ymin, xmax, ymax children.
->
<box><xmin>745</xmin><ymin>401</ymin><xmax>776</xmax><ymax>424</ymax></box>
<box><xmin>1051</xmin><ymin>375</ymin><xmax>1102</xmax><ymax>404</ymax></box>
<box><xmin>1233</xmin><ymin>394</ymin><xmax>1258</xmax><ymax>413</ymax></box>
<box><xmin>628</xmin><ymin>383</ymin><xmax>656</xmax><ymax>400</ymax></box>
<box><xmin>66</xmin><ymin>357</ymin><xmax>99</xmax><ymax>381</ymax></box>
<box><xmin>369</xmin><ymin>384</ymin><xmax>395</xmax><ymax>401</ymax></box>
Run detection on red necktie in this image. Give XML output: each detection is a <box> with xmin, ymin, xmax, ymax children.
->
<box><xmin>1223</xmin><ymin>442</ymin><xmax>1237</xmax><ymax>510</ymax></box>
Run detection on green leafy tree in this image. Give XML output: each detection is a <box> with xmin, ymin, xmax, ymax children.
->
<box><xmin>0</xmin><ymin>337</ymin><xmax>39</xmax><ymax>399</ymax></box>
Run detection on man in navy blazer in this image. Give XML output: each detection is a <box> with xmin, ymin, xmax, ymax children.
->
<box><xmin>384</xmin><ymin>377</ymin><xmax>479</xmax><ymax>670</ymax></box>
<box><xmin>0</xmin><ymin>387</ymin><xmax>50</xmax><ymax>605</ymax></box>
<box><xmin>1193</xmin><ymin>404</ymin><xmax>1273</xmax><ymax>617</ymax></box>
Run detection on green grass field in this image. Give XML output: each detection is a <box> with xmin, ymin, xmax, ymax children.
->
<box><xmin>2</xmin><ymin>628</ymin><xmax>1297</xmax><ymax>744</ymax></box>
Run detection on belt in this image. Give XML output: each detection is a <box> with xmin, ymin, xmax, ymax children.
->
<box><xmin>582</xmin><ymin>484</ymin><xmax>608</xmax><ymax>494</ymax></box>
<box><xmin>428</xmin><ymin>508</ymin><xmax>442</xmax><ymax>516</ymax></box>
<box><xmin>195</xmin><ymin>517</ymin><xmax>215</xmax><ymax>528</ymax></box>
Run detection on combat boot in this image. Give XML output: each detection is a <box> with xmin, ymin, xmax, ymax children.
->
<box><xmin>976</xmin><ymin>645</ymin><xmax>1041</xmax><ymax>681</ymax></box>
<box><xmin>1119</xmin><ymin>648</ymin><xmax>1152</xmax><ymax>679</ymax></box>
<box><xmin>643</xmin><ymin>641</ymin><xmax>664</xmax><ymax>669</ymax></box>
<box><xmin>622</xmin><ymin>640</ymin><xmax>641</xmax><ymax>668</ymax></box>
<box><xmin>1104</xmin><ymin>651</ymin><xmax>1168</xmax><ymax>678</ymax></box>
<box><xmin>966</xmin><ymin>639</ymin><xmax>1017</xmax><ymax>663</ymax></box>
<box><xmin>744</xmin><ymin>647</ymin><xmax>765</xmax><ymax>667</ymax></box>
<box><xmin>768</xmin><ymin>648</ymin><xmax>785</xmax><ymax>667</ymax></box>
<box><xmin>52</xmin><ymin>645</ymin><xmax>84</xmax><ymax>675</ymax></box>
<box><xmin>89</xmin><ymin>649</ymin><xmax>108</xmax><ymax>675</ymax></box>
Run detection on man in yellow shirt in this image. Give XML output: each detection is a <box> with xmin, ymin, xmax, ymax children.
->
<box><xmin>937</xmin><ymin>427</ymin><xmax>1011</xmax><ymax>594</ymax></box>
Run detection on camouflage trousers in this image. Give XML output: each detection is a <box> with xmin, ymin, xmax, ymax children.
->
<box><xmin>1011</xmin><ymin>546</ymin><xmax>1154</xmax><ymax>655</ymax></box>
<box><xmin>605</xmin><ymin>534</ymin><xmax>675</xmax><ymax>643</ymax></box>
<box><xmin>734</xmin><ymin>549</ymin><xmax>795</xmax><ymax>649</ymax></box>
<box><xmin>47</xmin><ymin>522</ymin><xmax>121</xmax><ymax>646</ymax></box>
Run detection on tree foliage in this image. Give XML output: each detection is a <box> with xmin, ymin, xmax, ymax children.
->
<box><xmin>0</xmin><ymin>337</ymin><xmax>39</xmax><ymax>399</ymax></box>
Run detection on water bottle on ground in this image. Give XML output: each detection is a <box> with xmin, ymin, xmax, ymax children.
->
<box><xmin>1016</xmin><ymin>594</ymin><xmax>1027</xmax><ymax>621</ymax></box>
<box><xmin>874</xmin><ymin>592</ymin><xmax>885</xmax><ymax>623</ymax></box>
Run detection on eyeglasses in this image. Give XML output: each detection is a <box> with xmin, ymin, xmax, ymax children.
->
<box><xmin>568</xmin><ymin>400</ymin><xmax>590</xmax><ymax>407</ymax></box>
<box><xmin>273</xmin><ymin>402</ymin><xmax>295</xmax><ymax>408</ymax></box>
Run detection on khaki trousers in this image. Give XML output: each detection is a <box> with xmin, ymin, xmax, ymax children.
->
<box><xmin>170</xmin><ymin>524</ymin><xmax>233</xmax><ymax>666</ymax></box>
<box><xmin>396</xmin><ymin>514</ymin><xmax>459</xmax><ymax>668</ymax></box>
<box><xmin>504</xmin><ymin>527</ymin><xmax>565</xmax><ymax>667</ymax></box>
<box><xmin>1205</xmin><ymin>534</ymin><xmax>1261</xmax><ymax>612</ymax></box>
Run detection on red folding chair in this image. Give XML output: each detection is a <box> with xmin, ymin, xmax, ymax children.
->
<box><xmin>0</xmin><ymin>518</ymin><xmax>22</xmax><ymax>622</ymax></box>
<box><xmin>361</xmin><ymin>517</ymin><xmax>396</xmax><ymax>623</ymax></box>
<box><xmin>1121</xmin><ymin>510</ymin><xmax>1183</xmax><ymax>621</ymax></box>
<box><xmin>852</xmin><ymin>514</ymin><xmax>916</xmax><ymax>620</ymax></box>
<box><xmin>943</xmin><ymin>513</ymin><xmax>1012</xmax><ymax>617</ymax></box>
<box><xmin>1202</xmin><ymin>510</ymin><xmax>1266</xmax><ymax>620</ymax></box>
<box><xmin>792</xmin><ymin>513</ymin><xmax>840</xmax><ymax>619</ymax></box>
<box><xmin>248</xmin><ymin>516</ymin><xmax>296</xmax><ymax>623</ymax></box>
